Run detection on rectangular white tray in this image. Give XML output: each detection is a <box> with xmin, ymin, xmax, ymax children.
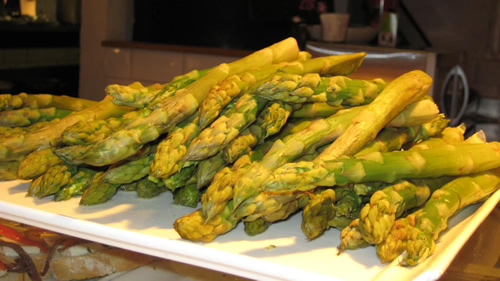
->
<box><xmin>0</xmin><ymin>180</ymin><xmax>498</xmax><ymax>281</ymax></box>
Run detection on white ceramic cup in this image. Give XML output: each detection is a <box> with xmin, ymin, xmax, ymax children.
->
<box><xmin>320</xmin><ymin>13</ymin><xmax>350</xmax><ymax>42</ymax></box>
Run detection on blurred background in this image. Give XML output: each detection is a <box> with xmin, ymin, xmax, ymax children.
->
<box><xmin>0</xmin><ymin>0</ymin><xmax>499</xmax><ymax>139</ymax></box>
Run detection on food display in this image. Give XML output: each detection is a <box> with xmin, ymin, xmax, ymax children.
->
<box><xmin>0</xmin><ymin>37</ymin><xmax>499</xmax><ymax>280</ymax></box>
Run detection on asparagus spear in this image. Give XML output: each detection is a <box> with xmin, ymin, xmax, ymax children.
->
<box><xmin>17</xmin><ymin>148</ymin><xmax>64</xmax><ymax>180</ymax></box>
<box><xmin>199</xmin><ymin>142</ymin><xmax>271</xmax><ymax>221</ymax></box>
<box><xmin>350</xmin><ymin>127</ymin><xmax>474</xmax><ymax>247</ymax></box>
<box><xmin>63</xmin><ymin>38</ymin><xmax>300</xmax><ymax>167</ymax></box>
<box><xmin>0</xmin><ymin>93</ymin><xmax>96</xmax><ymax>111</ymax></box>
<box><xmin>106</xmin><ymin>68</ymin><xmax>209</xmax><ymax>108</ymax></box>
<box><xmin>54</xmin><ymin>167</ymin><xmax>98</xmax><ymax>201</ymax></box>
<box><xmin>221</xmin><ymin>128</ymin><xmax>259</xmax><ymax>164</ymax></box>
<box><xmin>0</xmin><ymin>96</ymin><xmax>133</xmax><ymax>161</ymax></box>
<box><xmin>233</xmin><ymin>71</ymin><xmax>434</xmax><ymax>218</ymax></box>
<box><xmin>358</xmin><ymin>177</ymin><xmax>454</xmax><ymax>246</ymax></box>
<box><xmin>162</xmin><ymin>162</ymin><xmax>198</xmax><ymax>191</ymax></box>
<box><xmin>337</xmin><ymin>218</ymin><xmax>370</xmax><ymax>254</ymax></box>
<box><xmin>261</xmin><ymin>142</ymin><xmax>500</xmax><ymax>193</ymax></box>
<box><xmin>233</xmin><ymin>98</ymin><xmax>441</xmax><ymax>212</ymax></box>
<box><xmin>317</xmin><ymin>70</ymin><xmax>433</xmax><ymax>162</ymax></box>
<box><xmin>0</xmin><ymin>119</ymin><xmax>60</xmax><ymax>137</ymax></box>
<box><xmin>221</xmin><ymin>101</ymin><xmax>293</xmax><ymax>163</ymax></box>
<box><xmin>203</xmin><ymin>98</ymin><xmax>440</xmax><ymax>222</ymax></box>
<box><xmin>80</xmin><ymin>172</ymin><xmax>120</xmax><ymax>205</ymax></box>
<box><xmin>291</xmin><ymin>103</ymin><xmax>344</xmax><ymax>119</ymax></box>
<box><xmin>183</xmin><ymin>93</ymin><xmax>268</xmax><ymax>161</ymax></box>
<box><xmin>203</xmin><ymin>105</ymin><xmax>363</xmax><ymax>221</ymax></box>
<box><xmin>196</xmin><ymin>152</ymin><xmax>227</xmax><ymax>189</ymax></box>
<box><xmin>173</xmin><ymin>183</ymin><xmax>201</xmax><ymax>208</ymax></box>
<box><xmin>149</xmin><ymin>114</ymin><xmax>200</xmax><ymax>180</ymax></box>
<box><xmin>135</xmin><ymin>177</ymin><xmax>168</xmax><ymax>199</ymax></box>
<box><xmin>260</xmin><ymin>101</ymin><xmax>294</xmax><ymax>138</ymax></box>
<box><xmin>102</xmin><ymin>153</ymin><xmax>155</xmax><ymax>184</ymax></box>
<box><xmin>401</xmin><ymin>170</ymin><xmax>500</xmax><ymax>266</ymax></box>
<box><xmin>253</xmin><ymin>74</ymin><xmax>386</xmax><ymax>105</ymax></box>
<box><xmin>244</xmin><ymin>217</ymin><xmax>272</xmax><ymax>236</ymax></box>
<box><xmin>301</xmin><ymin>188</ymin><xmax>336</xmax><ymax>240</ymax></box>
<box><xmin>259</xmin><ymin>193</ymin><xmax>309</xmax><ymax>223</ymax></box>
<box><xmin>174</xmin><ymin>201</ymin><xmax>238</xmax><ymax>243</ymax></box>
<box><xmin>27</xmin><ymin>164</ymin><xmax>78</xmax><ymax>198</ymax></box>
<box><xmin>301</xmin><ymin>118</ymin><xmax>448</xmax><ymax>240</ymax></box>
<box><xmin>233</xmin><ymin>191</ymin><xmax>307</xmax><ymax>222</ymax></box>
<box><xmin>61</xmin><ymin>117</ymin><xmax>128</xmax><ymax>146</ymax></box>
<box><xmin>197</xmin><ymin>51</ymin><xmax>366</xmax><ymax>129</ymax></box>
<box><xmin>0</xmin><ymin>161</ymin><xmax>19</xmax><ymax>181</ymax></box>
<box><xmin>0</xmin><ymin>107</ymin><xmax>73</xmax><ymax>127</ymax></box>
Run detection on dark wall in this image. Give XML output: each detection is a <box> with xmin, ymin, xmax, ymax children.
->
<box><xmin>133</xmin><ymin>0</ymin><xmax>301</xmax><ymax>50</ymax></box>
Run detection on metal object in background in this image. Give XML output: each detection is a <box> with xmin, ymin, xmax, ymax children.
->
<box><xmin>440</xmin><ymin>65</ymin><xmax>469</xmax><ymax>127</ymax></box>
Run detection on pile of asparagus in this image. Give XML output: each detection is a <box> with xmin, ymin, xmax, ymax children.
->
<box><xmin>0</xmin><ymin>37</ymin><xmax>499</xmax><ymax>266</ymax></box>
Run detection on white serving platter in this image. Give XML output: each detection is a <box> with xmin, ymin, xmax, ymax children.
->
<box><xmin>0</xmin><ymin>180</ymin><xmax>498</xmax><ymax>281</ymax></box>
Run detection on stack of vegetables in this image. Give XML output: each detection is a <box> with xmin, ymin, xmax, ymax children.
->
<box><xmin>0</xmin><ymin>38</ymin><xmax>498</xmax><ymax>267</ymax></box>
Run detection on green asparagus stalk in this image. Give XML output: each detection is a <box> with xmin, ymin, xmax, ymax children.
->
<box><xmin>385</xmin><ymin>97</ymin><xmax>441</xmax><ymax>128</ymax></box>
<box><xmin>163</xmin><ymin>162</ymin><xmax>198</xmax><ymax>191</ymax></box>
<box><xmin>0</xmin><ymin>107</ymin><xmax>73</xmax><ymax>127</ymax></box>
<box><xmin>61</xmin><ymin>117</ymin><xmax>128</xmax><ymax>146</ymax></box>
<box><xmin>337</xmin><ymin>218</ymin><xmax>370</xmax><ymax>254</ymax></box>
<box><xmin>261</xmin><ymin>142</ymin><xmax>500</xmax><ymax>193</ymax></box>
<box><xmin>0</xmin><ymin>96</ymin><xmax>133</xmax><ymax>161</ymax></box>
<box><xmin>233</xmin><ymin>191</ymin><xmax>307</xmax><ymax>222</ymax></box>
<box><xmin>196</xmin><ymin>152</ymin><xmax>227</xmax><ymax>189</ymax></box>
<box><xmin>203</xmin><ymin>97</ymin><xmax>439</xmax><ymax>223</ymax></box>
<box><xmin>291</xmin><ymin>103</ymin><xmax>344</xmax><ymax>119</ymax></box>
<box><xmin>232</xmin><ymin>71</ymin><xmax>436</xmax><ymax>224</ymax></box>
<box><xmin>174</xmin><ymin>201</ymin><xmax>238</xmax><ymax>243</ymax></box>
<box><xmin>301</xmin><ymin>118</ymin><xmax>448</xmax><ymax>240</ymax></box>
<box><xmin>27</xmin><ymin>164</ymin><xmax>78</xmax><ymax>198</ymax></box>
<box><xmin>17</xmin><ymin>148</ymin><xmax>64</xmax><ymax>180</ymax></box>
<box><xmin>197</xmin><ymin>65</ymin><xmax>281</xmax><ymax>129</ymax></box>
<box><xmin>0</xmin><ymin>118</ymin><xmax>60</xmax><ymax>137</ymax></box>
<box><xmin>54</xmin><ymin>167</ymin><xmax>98</xmax><ymax>201</ymax></box>
<box><xmin>374</xmin><ymin>212</ymin><xmax>419</xmax><ymax>262</ymax></box>
<box><xmin>358</xmin><ymin>177</ymin><xmax>453</xmax><ymax>246</ymax></box>
<box><xmin>354</xmin><ymin>116</ymin><xmax>449</xmax><ymax>157</ymax></box>
<box><xmin>260</xmin><ymin>101</ymin><xmax>294</xmax><ymax>138</ymax></box>
<box><xmin>220</xmin><ymin>101</ymin><xmax>293</xmax><ymax>163</ymax></box>
<box><xmin>80</xmin><ymin>172</ymin><xmax>120</xmax><ymax>205</ymax></box>
<box><xmin>135</xmin><ymin>176</ymin><xmax>168</xmax><ymax>198</ymax></box>
<box><xmin>0</xmin><ymin>92</ymin><xmax>96</xmax><ymax>111</ymax></box>
<box><xmin>333</xmin><ymin>186</ymin><xmax>364</xmax><ymax>219</ymax></box>
<box><xmin>204</xmin><ymin>105</ymin><xmax>363</xmax><ymax>222</ymax></box>
<box><xmin>200</xmin><ymin>142</ymin><xmax>271</xmax><ymax>221</ymax></box>
<box><xmin>149</xmin><ymin>114</ymin><xmax>200</xmax><ymax>180</ymax></box>
<box><xmin>301</xmin><ymin>188</ymin><xmax>336</xmax><ymax>240</ymax></box>
<box><xmin>0</xmin><ymin>161</ymin><xmax>19</xmax><ymax>181</ymax></box>
<box><xmin>197</xmin><ymin>51</ymin><xmax>366</xmax><ymax>129</ymax></box>
<box><xmin>259</xmin><ymin>193</ymin><xmax>309</xmax><ymax>223</ymax></box>
<box><xmin>63</xmin><ymin>38</ymin><xmax>300</xmax><ymax>166</ymax></box>
<box><xmin>102</xmin><ymin>153</ymin><xmax>155</xmax><ymax>184</ymax></box>
<box><xmin>233</xmin><ymin>97</ymin><xmax>441</xmax><ymax>212</ymax></box>
<box><xmin>221</xmin><ymin>128</ymin><xmax>259</xmax><ymax>164</ymax></box>
<box><xmin>183</xmin><ymin>94</ymin><xmax>268</xmax><ymax>161</ymax></box>
<box><xmin>318</xmin><ymin>70</ymin><xmax>433</xmax><ymax>162</ymax></box>
<box><xmin>401</xmin><ymin>169</ymin><xmax>500</xmax><ymax>266</ymax></box>
<box><xmin>106</xmin><ymin>68</ymin><xmax>209</xmax><ymax>108</ymax></box>
<box><xmin>253</xmin><ymin>73</ymin><xmax>386</xmax><ymax>105</ymax></box>
<box><xmin>173</xmin><ymin>183</ymin><xmax>201</xmax><ymax>208</ymax></box>
<box><xmin>350</xmin><ymin>126</ymin><xmax>472</xmax><ymax>247</ymax></box>
<box><xmin>244</xmin><ymin>217</ymin><xmax>272</xmax><ymax>236</ymax></box>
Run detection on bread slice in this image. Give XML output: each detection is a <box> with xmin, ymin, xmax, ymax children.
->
<box><xmin>50</xmin><ymin>248</ymin><xmax>157</xmax><ymax>281</ymax></box>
